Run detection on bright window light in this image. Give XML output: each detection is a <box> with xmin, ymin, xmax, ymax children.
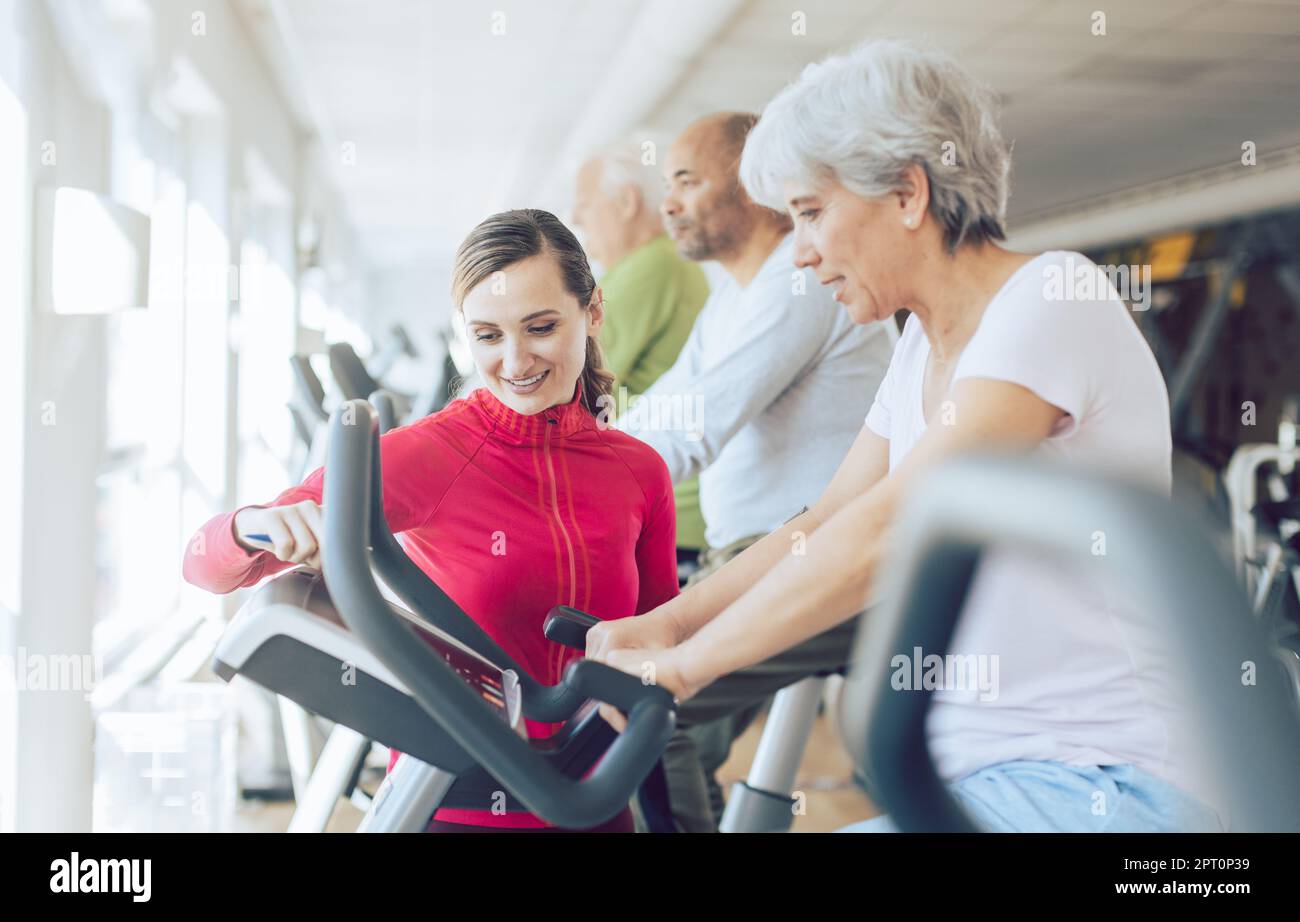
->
<box><xmin>42</xmin><ymin>186</ymin><xmax>151</xmax><ymax>314</ymax></box>
<box><xmin>0</xmin><ymin>72</ymin><xmax>28</xmax><ymax>836</ymax></box>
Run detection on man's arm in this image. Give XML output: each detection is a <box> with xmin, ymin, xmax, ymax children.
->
<box><xmin>625</xmin><ymin>302</ymin><xmax>702</xmax><ymax>420</ymax></box>
<box><xmin>620</xmin><ymin>286</ymin><xmax>835</xmax><ymax>483</ymax></box>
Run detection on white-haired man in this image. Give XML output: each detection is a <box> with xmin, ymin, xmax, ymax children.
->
<box><xmin>573</xmin><ymin>142</ymin><xmax>712</xmax><ymax>554</ymax></box>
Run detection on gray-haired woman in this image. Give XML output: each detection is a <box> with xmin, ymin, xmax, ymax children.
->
<box><xmin>587</xmin><ymin>39</ymin><xmax>1222</xmax><ymax>832</ymax></box>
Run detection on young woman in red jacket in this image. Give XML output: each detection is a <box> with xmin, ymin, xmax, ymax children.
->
<box><xmin>183</xmin><ymin>209</ymin><xmax>679</xmax><ymax>832</ymax></box>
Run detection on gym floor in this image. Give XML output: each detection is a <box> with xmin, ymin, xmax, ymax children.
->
<box><xmin>228</xmin><ymin>711</ymin><xmax>879</xmax><ymax>833</ymax></box>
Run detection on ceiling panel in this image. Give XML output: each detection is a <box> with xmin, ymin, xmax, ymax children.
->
<box><xmin>254</xmin><ymin>0</ymin><xmax>1300</xmax><ymax>272</ymax></box>
<box><xmin>1028</xmin><ymin>0</ymin><xmax>1211</xmax><ymax>31</ymax></box>
<box><xmin>274</xmin><ymin>0</ymin><xmax>639</xmax><ymax>266</ymax></box>
<box><xmin>1182</xmin><ymin>0</ymin><xmax>1300</xmax><ymax>34</ymax></box>
<box><xmin>646</xmin><ymin>0</ymin><xmax>1300</xmax><ymax>223</ymax></box>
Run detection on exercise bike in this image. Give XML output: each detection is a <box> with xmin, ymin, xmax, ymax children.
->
<box><xmin>1225</xmin><ymin>395</ymin><xmax>1300</xmax><ymax>709</ymax></box>
<box><xmin>213</xmin><ymin>400</ymin><xmax>675</xmax><ymax>830</ymax></box>
<box><xmin>841</xmin><ymin>456</ymin><xmax>1300</xmax><ymax>831</ymax></box>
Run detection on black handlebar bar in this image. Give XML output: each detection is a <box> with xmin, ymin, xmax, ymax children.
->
<box><xmin>349</xmin><ymin>400</ymin><xmax>600</xmax><ymax>723</ymax></box>
<box><xmin>321</xmin><ymin>400</ymin><xmax>675</xmax><ymax>828</ymax></box>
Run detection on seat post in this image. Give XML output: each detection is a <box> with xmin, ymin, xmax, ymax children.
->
<box><xmin>718</xmin><ymin>676</ymin><xmax>826</xmax><ymax>833</ymax></box>
<box><xmin>357</xmin><ymin>754</ymin><xmax>457</xmax><ymax>833</ymax></box>
<box><xmin>287</xmin><ymin>725</ymin><xmax>372</xmax><ymax>833</ymax></box>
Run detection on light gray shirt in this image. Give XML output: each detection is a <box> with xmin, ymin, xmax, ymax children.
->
<box><xmin>618</xmin><ymin>234</ymin><xmax>896</xmax><ymax>548</ymax></box>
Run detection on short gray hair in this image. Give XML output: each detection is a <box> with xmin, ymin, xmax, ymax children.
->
<box><xmin>740</xmin><ymin>39</ymin><xmax>1011</xmax><ymax>252</ymax></box>
<box><xmin>591</xmin><ymin>137</ymin><xmax>664</xmax><ymax>213</ymax></box>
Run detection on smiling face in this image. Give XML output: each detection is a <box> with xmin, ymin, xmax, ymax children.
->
<box><xmin>784</xmin><ymin>174</ymin><xmax>924</xmax><ymax>326</ymax></box>
<box><xmin>460</xmin><ymin>253</ymin><xmax>603</xmax><ymax>415</ymax></box>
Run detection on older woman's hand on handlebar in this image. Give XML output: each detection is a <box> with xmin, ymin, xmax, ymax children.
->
<box><xmin>594</xmin><ymin>645</ymin><xmax>692</xmax><ymax>732</ymax></box>
<box><xmin>233</xmin><ymin>501</ymin><xmax>325</xmax><ymax>570</ymax></box>
<box><xmin>585</xmin><ymin>609</ymin><xmax>682</xmax><ymax>662</ymax></box>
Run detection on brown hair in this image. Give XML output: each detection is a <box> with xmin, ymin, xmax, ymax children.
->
<box><xmin>451</xmin><ymin>209</ymin><xmax>614</xmax><ymax>414</ymax></box>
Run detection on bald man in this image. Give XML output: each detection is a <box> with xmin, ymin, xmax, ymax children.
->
<box><xmin>617</xmin><ymin>113</ymin><xmax>896</xmax><ymax>831</ymax></box>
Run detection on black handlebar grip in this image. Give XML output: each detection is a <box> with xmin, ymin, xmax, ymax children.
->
<box><xmin>544</xmin><ymin>606</ymin><xmax>601</xmax><ymax>650</ymax></box>
<box><xmin>562</xmin><ymin>658</ymin><xmax>676</xmax><ymax>715</ymax></box>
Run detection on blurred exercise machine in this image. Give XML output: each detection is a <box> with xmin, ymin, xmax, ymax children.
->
<box><xmin>287</xmin><ymin>325</ymin><xmax>462</xmax><ymax>479</ymax></box>
<box><xmin>1099</xmin><ymin>212</ymin><xmax>1300</xmax><ymax>473</ymax></box>
<box><xmin>840</xmin><ymin>456</ymin><xmax>1300</xmax><ymax>832</ymax></box>
<box><xmin>1226</xmin><ymin>394</ymin><xmax>1300</xmax><ymax>706</ymax></box>
<box><xmin>328</xmin><ymin>325</ymin><xmax>461</xmax><ymax>425</ymax></box>
<box><xmin>288</xmin><ymin>355</ymin><xmax>330</xmax><ymax>482</ymax></box>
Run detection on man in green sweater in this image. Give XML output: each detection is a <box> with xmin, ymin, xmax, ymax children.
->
<box><xmin>572</xmin><ymin>143</ymin><xmax>710</xmax><ymax>558</ymax></box>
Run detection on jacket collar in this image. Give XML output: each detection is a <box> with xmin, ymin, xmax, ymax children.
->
<box><xmin>469</xmin><ymin>382</ymin><xmax>595</xmax><ymax>442</ymax></box>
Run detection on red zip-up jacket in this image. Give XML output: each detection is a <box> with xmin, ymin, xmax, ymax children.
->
<box><xmin>182</xmin><ymin>384</ymin><xmax>679</xmax><ymax>829</ymax></box>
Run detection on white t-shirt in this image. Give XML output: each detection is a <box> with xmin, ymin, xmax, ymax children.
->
<box><xmin>865</xmin><ymin>251</ymin><xmax>1212</xmax><ymax>806</ymax></box>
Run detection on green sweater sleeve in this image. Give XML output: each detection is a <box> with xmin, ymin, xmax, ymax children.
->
<box><xmin>597</xmin><ymin>236</ymin><xmax>710</xmax><ymax>550</ymax></box>
<box><xmin>599</xmin><ymin>246</ymin><xmax>676</xmax><ymax>396</ymax></box>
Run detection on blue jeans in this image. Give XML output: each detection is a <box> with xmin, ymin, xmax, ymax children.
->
<box><xmin>838</xmin><ymin>761</ymin><xmax>1223</xmax><ymax>833</ymax></box>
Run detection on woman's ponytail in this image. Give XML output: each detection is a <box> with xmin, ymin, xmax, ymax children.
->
<box><xmin>580</xmin><ymin>333</ymin><xmax>616</xmax><ymax>415</ymax></box>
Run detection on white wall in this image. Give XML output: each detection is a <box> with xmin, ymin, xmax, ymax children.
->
<box><xmin>0</xmin><ymin>8</ymin><xmax>25</xmax><ymax>838</ymax></box>
<box><xmin>3</xmin><ymin>0</ymin><xmax>111</xmax><ymax>834</ymax></box>
<box><xmin>0</xmin><ymin>0</ymin><xmax>366</xmax><ymax>831</ymax></box>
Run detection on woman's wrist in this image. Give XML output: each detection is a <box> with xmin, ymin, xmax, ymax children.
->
<box><xmin>672</xmin><ymin>633</ymin><xmax>719</xmax><ymax>701</ymax></box>
<box><xmin>663</xmin><ymin>581</ymin><xmax>718</xmax><ymax>643</ymax></box>
<box><xmin>659</xmin><ymin>598</ymin><xmax>692</xmax><ymax>646</ymax></box>
<box><xmin>231</xmin><ymin>506</ymin><xmax>267</xmax><ymax>553</ymax></box>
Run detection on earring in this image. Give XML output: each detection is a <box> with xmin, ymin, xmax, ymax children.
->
<box><xmin>904</xmin><ymin>217</ymin><xmax>915</xmax><ymax>227</ymax></box>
